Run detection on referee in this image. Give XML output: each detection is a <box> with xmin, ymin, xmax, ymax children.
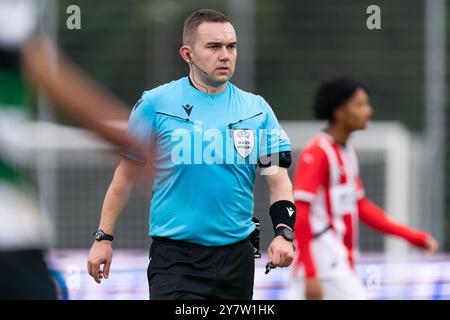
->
<box><xmin>87</xmin><ymin>9</ymin><xmax>296</xmax><ymax>300</ymax></box>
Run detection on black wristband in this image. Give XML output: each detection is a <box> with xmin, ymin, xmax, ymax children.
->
<box><xmin>269</xmin><ymin>200</ymin><xmax>296</xmax><ymax>231</ymax></box>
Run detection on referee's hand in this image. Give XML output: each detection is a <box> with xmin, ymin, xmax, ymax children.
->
<box><xmin>87</xmin><ymin>241</ymin><xmax>112</xmax><ymax>284</ymax></box>
<box><xmin>267</xmin><ymin>236</ymin><xmax>295</xmax><ymax>269</ymax></box>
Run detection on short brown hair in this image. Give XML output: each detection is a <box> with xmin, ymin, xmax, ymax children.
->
<box><xmin>183</xmin><ymin>9</ymin><xmax>233</xmax><ymax>45</ymax></box>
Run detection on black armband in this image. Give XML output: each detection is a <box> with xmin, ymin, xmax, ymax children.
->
<box><xmin>258</xmin><ymin>151</ymin><xmax>292</xmax><ymax>169</ymax></box>
<box><xmin>269</xmin><ymin>200</ymin><xmax>296</xmax><ymax>231</ymax></box>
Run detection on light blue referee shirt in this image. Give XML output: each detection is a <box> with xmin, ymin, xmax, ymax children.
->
<box><xmin>122</xmin><ymin>76</ymin><xmax>291</xmax><ymax>246</ymax></box>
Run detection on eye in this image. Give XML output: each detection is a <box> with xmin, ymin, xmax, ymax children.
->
<box><xmin>228</xmin><ymin>44</ymin><xmax>237</xmax><ymax>50</ymax></box>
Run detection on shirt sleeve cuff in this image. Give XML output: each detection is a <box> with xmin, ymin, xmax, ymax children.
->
<box><xmin>294</xmin><ymin>190</ymin><xmax>316</xmax><ymax>203</ymax></box>
<box><xmin>121</xmin><ymin>150</ymin><xmax>147</xmax><ymax>164</ymax></box>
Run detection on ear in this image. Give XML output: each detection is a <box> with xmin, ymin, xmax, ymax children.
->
<box><xmin>334</xmin><ymin>105</ymin><xmax>345</xmax><ymax>123</ymax></box>
<box><xmin>179</xmin><ymin>46</ymin><xmax>192</xmax><ymax>64</ymax></box>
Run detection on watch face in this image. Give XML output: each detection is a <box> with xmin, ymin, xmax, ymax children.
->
<box><xmin>282</xmin><ymin>228</ymin><xmax>294</xmax><ymax>241</ymax></box>
<box><xmin>94</xmin><ymin>230</ymin><xmax>103</xmax><ymax>240</ymax></box>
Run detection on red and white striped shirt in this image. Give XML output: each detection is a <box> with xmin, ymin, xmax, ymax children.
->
<box><xmin>293</xmin><ymin>132</ymin><xmax>428</xmax><ymax>279</ymax></box>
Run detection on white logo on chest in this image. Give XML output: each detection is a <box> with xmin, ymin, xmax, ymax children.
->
<box><xmin>233</xmin><ymin>129</ymin><xmax>255</xmax><ymax>158</ymax></box>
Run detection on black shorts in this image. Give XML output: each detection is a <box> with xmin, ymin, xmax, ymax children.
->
<box><xmin>148</xmin><ymin>237</ymin><xmax>255</xmax><ymax>300</ymax></box>
<box><xmin>0</xmin><ymin>249</ymin><xmax>57</xmax><ymax>300</ymax></box>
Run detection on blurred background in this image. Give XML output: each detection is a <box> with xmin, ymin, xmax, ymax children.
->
<box><xmin>1</xmin><ymin>0</ymin><xmax>449</xmax><ymax>299</ymax></box>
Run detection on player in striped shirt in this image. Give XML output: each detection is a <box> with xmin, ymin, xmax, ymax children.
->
<box><xmin>290</xmin><ymin>77</ymin><xmax>438</xmax><ymax>300</ymax></box>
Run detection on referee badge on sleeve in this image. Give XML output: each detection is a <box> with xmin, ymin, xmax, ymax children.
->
<box><xmin>233</xmin><ymin>129</ymin><xmax>255</xmax><ymax>158</ymax></box>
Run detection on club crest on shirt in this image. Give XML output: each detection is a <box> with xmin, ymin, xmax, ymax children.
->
<box><xmin>233</xmin><ymin>129</ymin><xmax>255</xmax><ymax>158</ymax></box>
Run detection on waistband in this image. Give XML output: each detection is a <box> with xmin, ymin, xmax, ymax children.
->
<box><xmin>151</xmin><ymin>236</ymin><xmax>250</xmax><ymax>249</ymax></box>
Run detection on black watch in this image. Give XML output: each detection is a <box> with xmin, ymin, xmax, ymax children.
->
<box><xmin>93</xmin><ymin>229</ymin><xmax>114</xmax><ymax>241</ymax></box>
<box><xmin>275</xmin><ymin>226</ymin><xmax>294</xmax><ymax>242</ymax></box>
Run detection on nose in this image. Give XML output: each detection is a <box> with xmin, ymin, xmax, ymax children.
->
<box><xmin>219</xmin><ymin>46</ymin><xmax>230</xmax><ymax>61</ymax></box>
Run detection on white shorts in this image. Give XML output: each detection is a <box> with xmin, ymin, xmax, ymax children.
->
<box><xmin>286</xmin><ymin>273</ymin><xmax>367</xmax><ymax>300</ymax></box>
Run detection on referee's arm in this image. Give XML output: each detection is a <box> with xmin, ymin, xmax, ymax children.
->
<box><xmin>264</xmin><ymin>167</ymin><xmax>295</xmax><ymax>268</ymax></box>
<box><xmin>87</xmin><ymin>157</ymin><xmax>144</xmax><ymax>283</ymax></box>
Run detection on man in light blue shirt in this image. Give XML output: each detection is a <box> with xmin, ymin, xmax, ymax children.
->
<box><xmin>88</xmin><ymin>9</ymin><xmax>297</xmax><ymax>300</ymax></box>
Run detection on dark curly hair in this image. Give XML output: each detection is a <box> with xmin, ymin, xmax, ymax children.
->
<box><xmin>313</xmin><ymin>77</ymin><xmax>369</xmax><ymax>121</ymax></box>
